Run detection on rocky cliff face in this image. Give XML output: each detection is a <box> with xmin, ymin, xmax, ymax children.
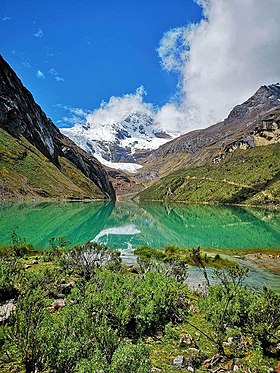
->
<box><xmin>138</xmin><ymin>84</ymin><xmax>280</xmax><ymax>180</ymax></box>
<box><xmin>0</xmin><ymin>55</ymin><xmax>115</xmax><ymax>200</ymax></box>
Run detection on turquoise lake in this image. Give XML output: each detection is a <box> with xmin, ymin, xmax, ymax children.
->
<box><xmin>0</xmin><ymin>201</ymin><xmax>279</xmax><ymax>250</ymax></box>
<box><xmin>1</xmin><ymin>201</ymin><xmax>279</xmax><ymax>291</ymax></box>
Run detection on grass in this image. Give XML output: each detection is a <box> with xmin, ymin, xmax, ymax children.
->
<box><xmin>137</xmin><ymin>144</ymin><xmax>280</xmax><ymax>206</ymax></box>
<box><xmin>134</xmin><ymin>245</ymin><xmax>236</xmax><ymax>269</ymax></box>
<box><xmin>0</xmin><ymin>128</ymin><xmax>104</xmax><ymax>200</ymax></box>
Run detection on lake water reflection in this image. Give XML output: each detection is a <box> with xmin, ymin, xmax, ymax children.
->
<box><xmin>1</xmin><ymin>201</ymin><xmax>279</xmax><ymax>291</ymax></box>
<box><xmin>0</xmin><ymin>201</ymin><xmax>279</xmax><ymax>250</ymax></box>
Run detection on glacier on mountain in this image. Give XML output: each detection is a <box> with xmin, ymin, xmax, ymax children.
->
<box><xmin>62</xmin><ymin>111</ymin><xmax>174</xmax><ymax>173</ymax></box>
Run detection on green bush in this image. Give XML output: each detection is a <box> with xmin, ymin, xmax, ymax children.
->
<box><xmin>0</xmin><ymin>256</ymin><xmax>22</xmax><ymax>300</ymax></box>
<box><xmin>11</xmin><ymin>287</ymin><xmax>48</xmax><ymax>373</ymax></box>
<box><xmin>75</xmin><ymin>269</ymin><xmax>190</xmax><ymax>338</ymax></box>
<box><xmin>202</xmin><ymin>267</ymin><xmax>280</xmax><ymax>356</ymax></box>
<box><xmin>59</xmin><ymin>242</ymin><xmax>121</xmax><ymax>279</ymax></box>
<box><xmin>110</xmin><ymin>343</ymin><xmax>150</xmax><ymax>373</ymax></box>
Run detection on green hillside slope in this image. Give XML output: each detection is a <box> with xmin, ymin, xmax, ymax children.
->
<box><xmin>137</xmin><ymin>144</ymin><xmax>280</xmax><ymax>206</ymax></box>
<box><xmin>0</xmin><ymin>128</ymin><xmax>104</xmax><ymax>200</ymax></box>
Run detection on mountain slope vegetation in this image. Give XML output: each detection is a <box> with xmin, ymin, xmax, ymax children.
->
<box><xmin>0</xmin><ymin>128</ymin><xmax>105</xmax><ymax>200</ymax></box>
<box><xmin>137</xmin><ymin>144</ymin><xmax>280</xmax><ymax>206</ymax></box>
<box><xmin>0</xmin><ymin>55</ymin><xmax>115</xmax><ymax>200</ymax></box>
<box><xmin>136</xmin><ymin>85</ymin><xmax>280</xmax><ymax>183</ymax></box>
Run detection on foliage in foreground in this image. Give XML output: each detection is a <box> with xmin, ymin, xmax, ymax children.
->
<box><xmin>0</xmin><ymin>241</ymin><xmax>279</xmax><ymax>372</ymax></box>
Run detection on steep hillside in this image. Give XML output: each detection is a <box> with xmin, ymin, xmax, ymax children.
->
<box><xmin>137</xmin><ymin>85</ymin><xmax>280</xmax><ymax>181</ymax></box>
<box><xmin>137</xmin><ymin>144</ymin><xmax>280</xmax><ymax>206</ymax></box>
<box><xmin>0</xmin><ymin>127</ymin><xmax>105</xmax><ymax>199</ymax></box>
<box><xmin>0</xmin><ymin>55</ymin><xmax>115</xmax><ymax>200</ymax></box>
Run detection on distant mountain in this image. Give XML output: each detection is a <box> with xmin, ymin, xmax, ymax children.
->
<box><xmin>62</xmin><ymin>111</ymin><xmax>172</xmax><ymax>173</ymax></box>
<box><xmin>136</xmin><ymin>85</ymin><xmax>280</xmax><ymax>205</ymax></box>
<box><xmin>138</xmin><ymin>84</ymin><xmax>280</xmax><ymax>179</ymax></box>
<box><xmin>0</xmin><ymin>55</ymin><xmax>115</xmax><ymax>200</ymax></box>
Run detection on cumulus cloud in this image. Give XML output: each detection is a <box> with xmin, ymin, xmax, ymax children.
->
<box><xmin>36</xmin><ymin>70</ymin><xmax>45</xmax><ymax>79</ymax></box>
<box><xmin>59</xmin><ymin>87</ymin><xmax>162</xmax><ymax>135</ymax></box>
<box><xmin>2</xmin><ymin>16</ymin><xmax>11</xmax><ymax>21</ymax></box>
<box><xmin>59</xmin><ymin>0</ymin><xmax>280</xmax><ymax>136</ymax></box>
<box><xmin>86</xmin><ymin>86</ymin><xmax>154</xmax><ymax>126</ymax></box>
<box><xmin>158</xmin><ymin>0</ymin><xmax>280</xmax><ymax>130</ymax></box>
<box><xmin>33</xmin><ymin>27</ymin><xmax>43</xmax><ymax>38</ymax></box>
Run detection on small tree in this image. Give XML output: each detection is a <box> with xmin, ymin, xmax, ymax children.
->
<box><xmin>11</xmin><ymin>287</ymin><xmax>47</xmax><ymax>373</ymax></box>
<box><xmin>202</xmin><ymin>266</ymin><xmax>250</xmax><ymax>354</ymax></box>
<box><xmin>190</xmin><ymin>247</ymin><xmax>210</xmax><ymax>287</ymax></box>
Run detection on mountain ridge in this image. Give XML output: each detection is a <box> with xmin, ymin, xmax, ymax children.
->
<box><xmin>0</xmin><ymin>55</ymin><xmax>115</xmax><ymax>200</ymax></box>
<box><xmin>62</xmin><ymin>109</ymin><xmax>174</xmax><ymax>173</ymax></box>
<box><xmin>136</xmin><ymin>83</ymin><xmax>280</xmax><ymax>181</ymax></box>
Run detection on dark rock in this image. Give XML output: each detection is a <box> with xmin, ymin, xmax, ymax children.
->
<box><xmin>48</xmin><ymin>299</ymin><xmax>66</xmax><ymax>312</ymax></box>
<box><xmin>0</xmin><ymin>54</ymin><xmax>115</xmax><ymax>200</ymax></box>
<box><xmin>127</xmin><ymin>266</ymin><xmax>139</xmax><ymax>274</ymax></box>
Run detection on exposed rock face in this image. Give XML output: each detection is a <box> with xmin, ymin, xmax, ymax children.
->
<box><xmin>139</xmin><ymin>84</ymin><xmax>280</xmax><ymax>179</ymax></box>
<box><xmin>153</xmin><ymin>84</ymin><xmax>280</xmax><ymax>157</ymax></box>
<box><xmin>62</xmin><ymin>110</ymin><xmax>173</xmax><ymax>168</ymax></box>
<box><xmin>0</xmin><ymin>55</ymin><xmax>115</xmax><ymax>199</ymax></box>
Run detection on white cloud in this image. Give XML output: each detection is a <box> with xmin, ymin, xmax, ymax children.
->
<box><xmin>59</xmin><ymin>0</ymin><xmax>280</xmax><ymax>138</ymax></box>
<box><xmin>2</xmin><ymin>16</ymin><xmax>11</xmax><ymax>21</ymax></box>
<box><xmin>36</xmin><ymin>70</ymin><xmax>45</xmax><ymax>79</ymax></box>
<box><xmin>85</xmin><ymin>86</ymin><xmax>154</xmax><ymax>126</ymax></box>
<box><xmin>49</xmin><ymin>68</ymin><xmax>64</xmax><ymax>82</ymax></box>
<box><xmin>158</xmin><ymin>0</ymin><xmax>280</xmax><ymax>130</ymax></box>
<box><xmin>56</xmin><ymin>104</ymin><xmax>89</xmax><ymax>125</ymax></box>
<box><xmin>155</xmin><ymin>103</ymin><xmax>189</xmax><ymax>134</ymax></box>
<box><xmin>49</xmin><ymin>68</ymin><xmax>58</xmax><ymax>75</ymax></box>
<box><xmin>33</xmin><ymin>27</ymin><xmax>43</xmax><ymax>38</ymax></box>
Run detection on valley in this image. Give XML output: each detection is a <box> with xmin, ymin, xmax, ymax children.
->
<box><xmin>1</xmin><ymin>1</ymin><xmax>280</xmax><ymax>371</ymax></box>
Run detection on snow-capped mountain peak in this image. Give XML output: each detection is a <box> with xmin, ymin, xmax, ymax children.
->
<box><xmin>62</xmin><ymin>111</ymin><xmax>173</xmax><ymax>173</ymax></box>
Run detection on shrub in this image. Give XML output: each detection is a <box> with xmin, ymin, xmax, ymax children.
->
<box><xmin>11</xmin><ymin>287</ymin><xmax>48</xmax><ymax>373</ymax></box>
<box><xmin>0</xmin><ymin>256</ymin><xmax>22</xmax><ymax>300</ymax></box>
<box><xmin>201</xmin><ymin>267</ymin><xmax>280</xmax><ymax>356</ymax></box>
<box><xmin>110</xmin><ymin>343</ymin><xmax>150</xmax><ymax>373</ymax></box>
<box><xmin>75</xmin><ymin>269</ymin><xmax>190</xmax><ymax>338</ymax></box>
<box><xmin>59</xmin><ymin>242</ymin><xmax>121</xmax><ymax>279</ymax></box>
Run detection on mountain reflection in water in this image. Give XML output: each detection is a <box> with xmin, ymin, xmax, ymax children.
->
<box><xmin>0</xmin><ymin>201</ymin><xmax>279</xmax><ymax>250</ymax></box>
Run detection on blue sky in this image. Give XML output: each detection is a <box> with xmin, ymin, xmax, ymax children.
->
<box><xmin>0</xmin><ymin>0</ymin><xmax>202</xmax><ymax>125</ymax></box>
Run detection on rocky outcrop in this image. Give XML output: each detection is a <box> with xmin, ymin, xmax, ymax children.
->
<box><xmin>150</xmin><ymin>84</ymin><xmax>280</xmax><ymax>158</ymax></box>
<box><xmin>139</xmin><ymin>84</ymin><xmax>280</xmax><ymax>178</ymax></box>
<box><xmin>0</xmin><ymin>55</ymin><xmax>115</xmax><ymax>199</ymax></box>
